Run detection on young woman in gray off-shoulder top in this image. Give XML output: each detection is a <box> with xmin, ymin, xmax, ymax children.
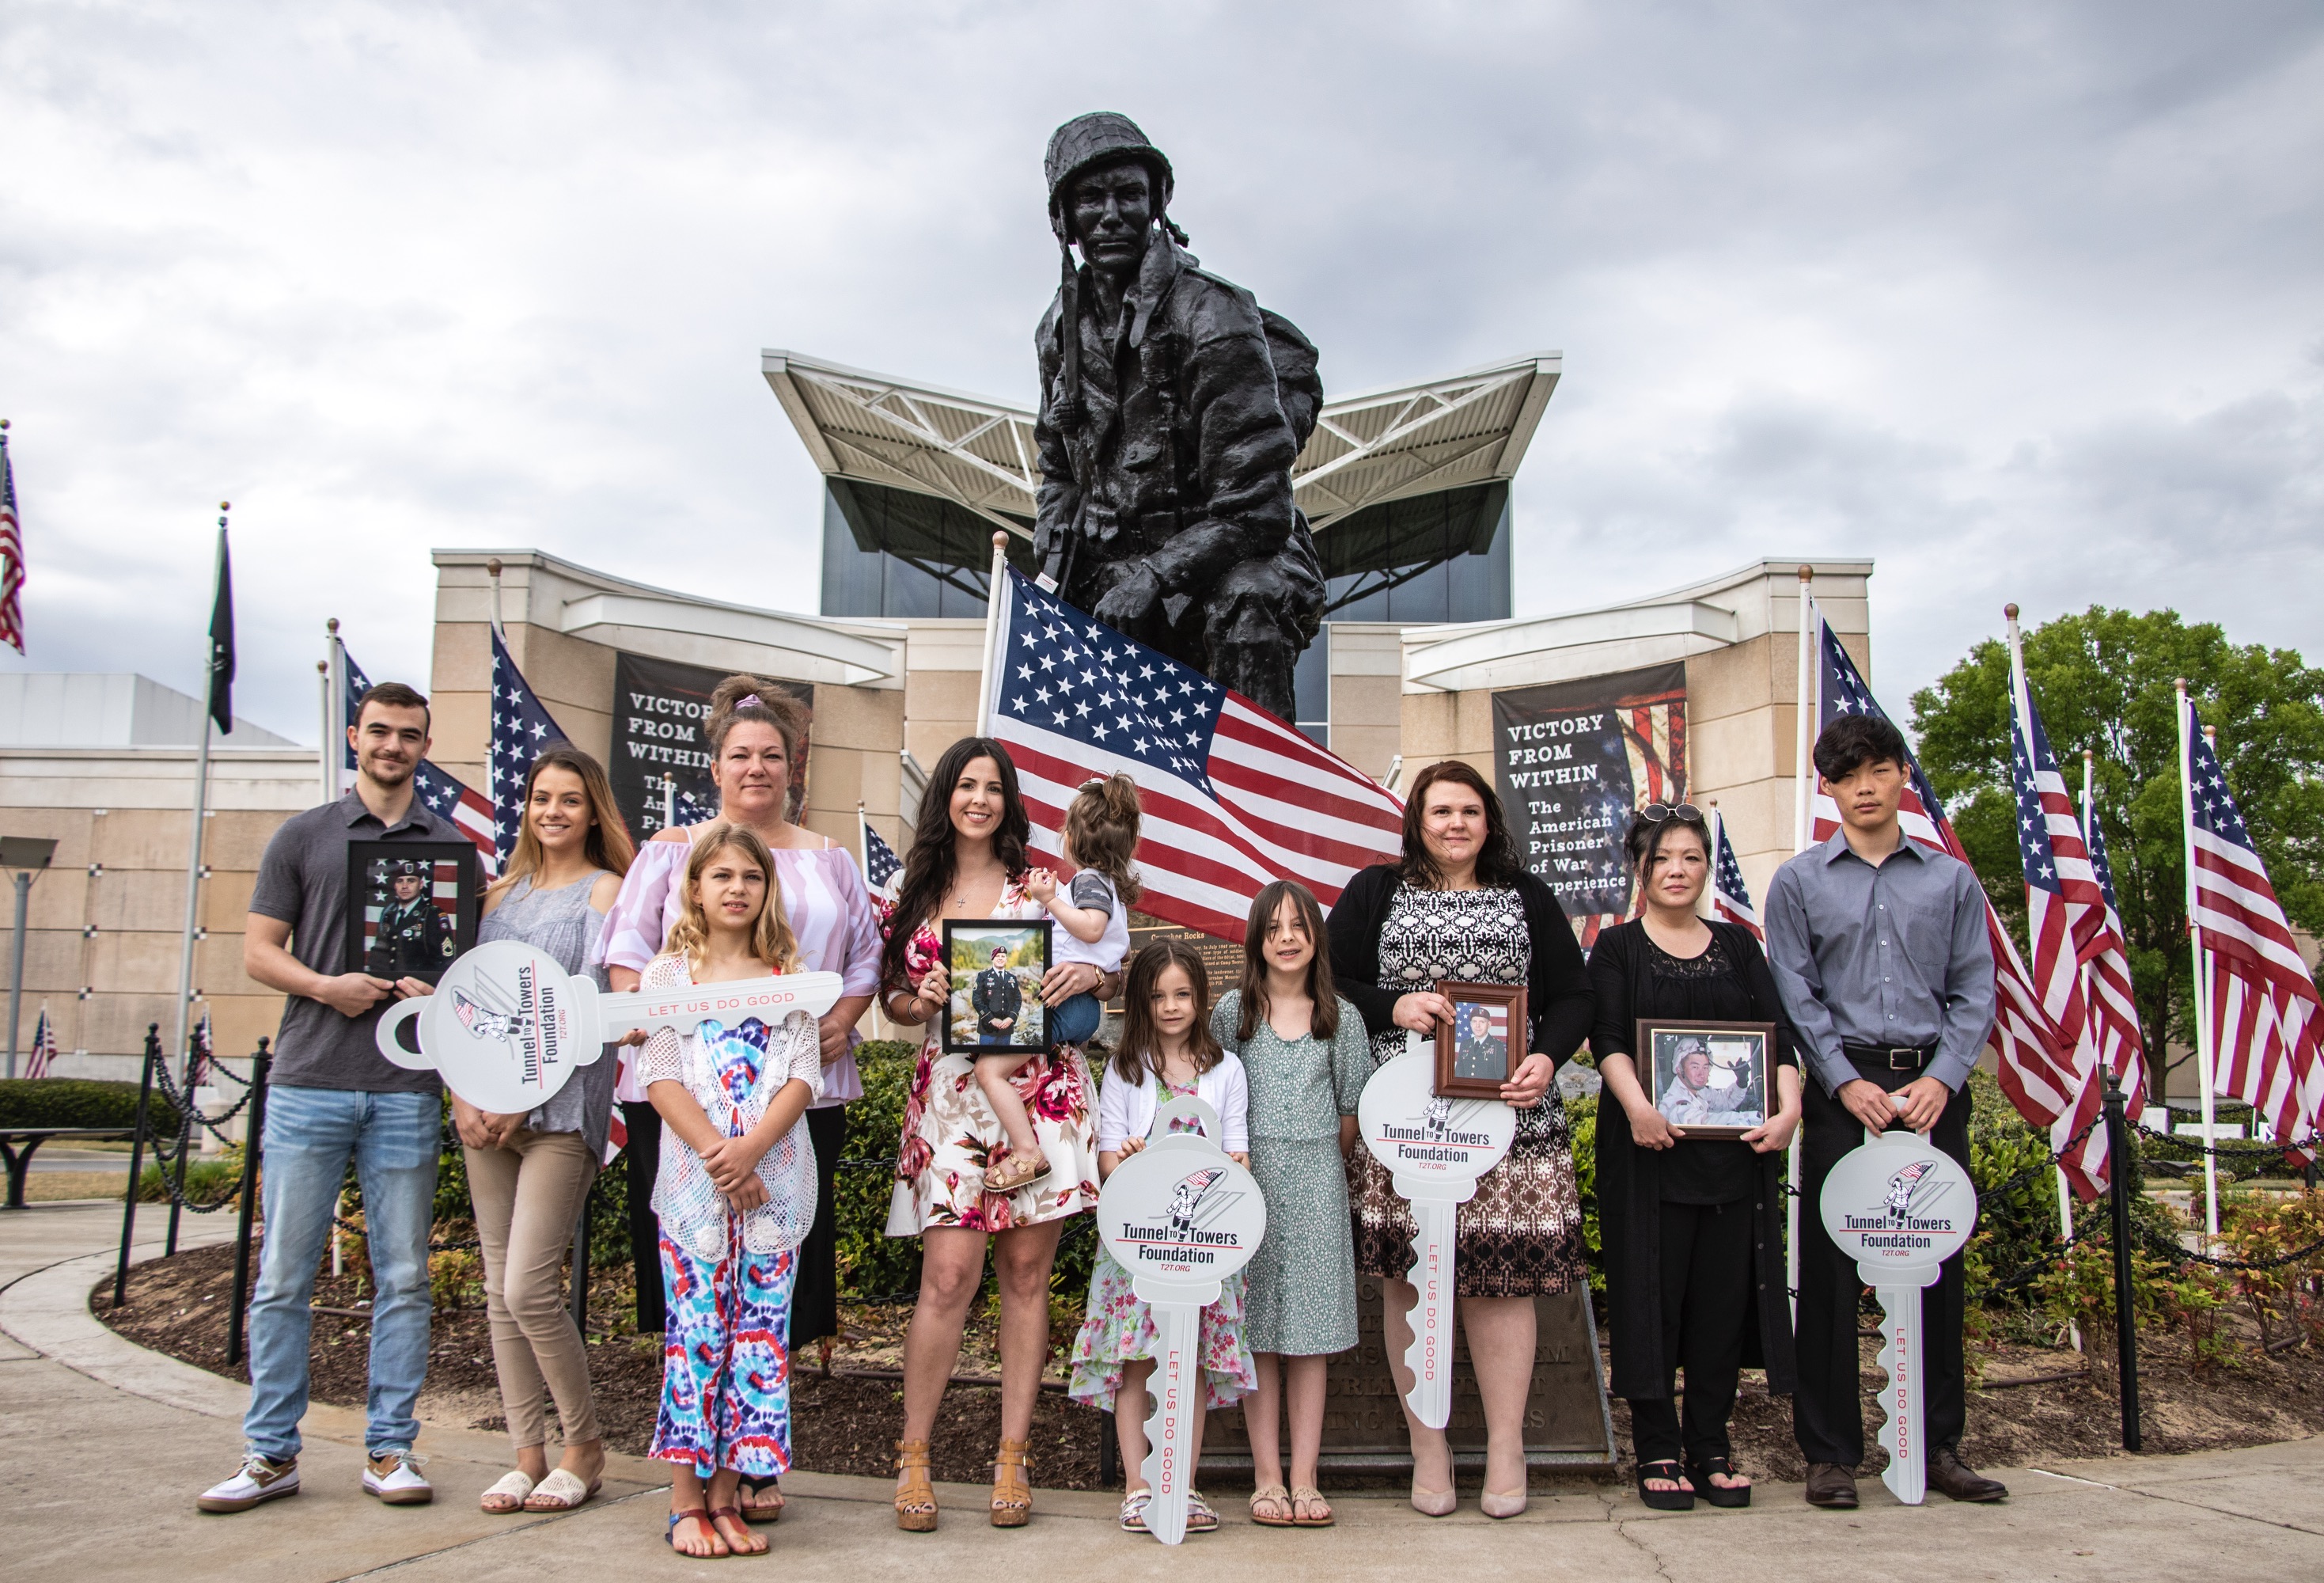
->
<box><xmin>1209</xmin><ymin>880</ymin><xmax>1371</xmax><ymax>1530</ymax></box>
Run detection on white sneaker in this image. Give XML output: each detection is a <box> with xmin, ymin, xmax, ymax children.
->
<box><xmin>198</xmin><ymin>1452</ymin><xmax>301</xmax><ymax>1513</ymax></box>
<box><xmin>364</xmin><ymin>1448</ymin><xmax>434</xmax><ymax>1505</ymax></box>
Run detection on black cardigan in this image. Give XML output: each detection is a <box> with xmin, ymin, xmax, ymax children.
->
<box><xmin>1325</xmin><ymin>863</ymin><xmax>1595</xmax><ymax>1066</ymax></box>
<box><xmin>1587</xmin><ymin>918</ymin><xmax>1798</xmax><ymax>1399</ymax></box>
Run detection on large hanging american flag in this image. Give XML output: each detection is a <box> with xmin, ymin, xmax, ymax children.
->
<box><xmin>2079</xmin><ymin>783</ymin><xmax>2149</xmax><ymax>1117</ymax></box>
<box><xmin>2184</xmin><ymin>699</ymin><xmax>2322</xmax><ymax>1152</ymax></box>
<box><xmin>980</xmin><ymin>568</ymin><xmax>1404</xmax><ymax>942</ymax></box>
<box><xmin>2004</xmin><ymin>636</ymin><xmax>2112</xmax><ymax>1190</ymax></box>
<box><xmin>487</xmin><ymin>628</ymin><xmax>567</xmax><ymax>867</ymax></box>
<box><xmin>1708</xmin><ymin>808</ymin><xmax>1761</xmax><ymax>939</ymax></box>
<box><xmin>344</xmin><ymin>649</ymin><xmax>498</xmax><ymax>871</ymax></box>
<box><xmin>0</xmin><ymin>423</ymin><xmax>24</xmax><ymax>654</ymax></box>
<box><xmin>1803</xmin><ymin>593</ymin><xmax>2101</xmax><ymax>1195</ymax></box>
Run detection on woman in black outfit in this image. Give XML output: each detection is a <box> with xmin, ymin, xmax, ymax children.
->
<box><xmin>1328</xmin><ymin>759</ymin><xmax>1595</xmax><ymax>1520</ymax></box>
<box><xmin>1590</xmin><ymin>805</ymin><xmax>1800</xmax><ymax>1511</ymax></box>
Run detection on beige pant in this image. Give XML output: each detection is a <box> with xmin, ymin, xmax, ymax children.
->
<box><xmin>464</xmin><ymin>1129</ymin><xmax>601</xmax><ymax>1450</ymax></box>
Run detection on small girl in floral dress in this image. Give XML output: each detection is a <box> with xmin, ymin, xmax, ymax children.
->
<box><xmin>636</xmin><ymin>825</ymin><xmax>824</xmax><ymax>1558</ymax></box>
<box><xmin>1069</xmin><ymin>939</ymin><xmax>1254</xmax><ymax>1536</ymax></box>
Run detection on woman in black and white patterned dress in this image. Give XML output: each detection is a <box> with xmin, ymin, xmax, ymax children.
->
<box><xmin>1326</xmin><ymin>760</ymin><xmax>1594</xmax><ymax>1520</ymax></box>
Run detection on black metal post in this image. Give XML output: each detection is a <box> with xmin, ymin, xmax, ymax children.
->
<box><xmin>2103</xmin><ymin>1072</ymin><xmax>2141</xmax><ymax>1452</ymax></box>
<box><xmin>567</xmin><ymin>1176</ymin><xmax>592</xmax><ymax>1334</ymax></box>
<box><xmin>165</xmin><ymin>1038</ymin><xmax>198</xmax><ymax>1256</ymax></box>
<box><xmin>112</xmin><ymin>1026</ymin><xmax>161</xmax><ymax>1308</ymax></box>
<box><xmin>226</xmin><ymin>1040</ymin><xmax>271</xmax><ymax>1368</ymax></box>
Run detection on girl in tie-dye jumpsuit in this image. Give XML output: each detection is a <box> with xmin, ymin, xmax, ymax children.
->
<box><xmin>636</xmin><ymin>824</ymin><xmax>825</xmax><ymax>1558</ymax></box>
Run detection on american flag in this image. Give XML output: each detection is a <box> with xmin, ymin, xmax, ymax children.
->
<box><xmin>1708</xmin><ymin>808</ymin><xmax>1762</xmax><ymax>938</ymax></box>
<box><xmin>0</xmin><ymin>425</ymin><xmax>23</xmax><ymax>654</ymax></box>
<box><xmin>25</xmin><ymin>1003</ymin><xmax>56</xmax><ymax>1080</ymax></box>
<box><xmin>487</xmin><ymin>628</ymin><xmax>567</xmax><ymax>867</ymax></box>
<box><xmin>2185</xmin><ymin>700</ymin><xmax>2322</xmax><ymax>1152</ymax></box>
<box><xmin>859</xmin><ymin>811</ymin><xmax>903</xmax><ymax>921</ymax></box>
<box><xmin>2079</xmin><ymin>785</ymin><xmax>2149</xmax><ymax>1117</ymax></box>
<box><xmin>2005</xmin><ymin>638</ymin><xmax>2111</xmax><ymax>1189</ymax></box>
<box><xmin>344</xmin><ymin>649</ymin><xmax>498</xmax><ymax>871</ymax></box>
<box><xmin>980</xmin><ymin>569</ymin><xmax>1404</xmax><ymax>942</ymax></box>
<box><xmin>1803</xmin><ymin>593</ymin><xmax>2100</xmax><ymax>1195</ymax></box>
<box><xmin>188</xmin><ymin>1008</ymin><xmax>214</xmax><ymax>1088</ymax></box>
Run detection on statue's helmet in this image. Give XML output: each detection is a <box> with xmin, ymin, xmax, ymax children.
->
<box><xmin>1045</xmin><ymin>112</ymin><xmax>1173</xmax><ymax>244</ymax></box>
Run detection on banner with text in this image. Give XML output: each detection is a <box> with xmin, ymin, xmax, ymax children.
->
<box><xmin>609</xmin><ymin>651</ymin><xmax>812</xmax><ymax>840</ymax></box>
<box><xmin>1491</xmin><ymin>660</ymin><xmax>1687</xmax><ymax>947</ymax></box>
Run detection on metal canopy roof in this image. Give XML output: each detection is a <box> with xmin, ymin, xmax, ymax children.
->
<box><xmin>762</xmin><ymin>349</ymin><xmax>1560</xmax><ymax>538</ymax></box>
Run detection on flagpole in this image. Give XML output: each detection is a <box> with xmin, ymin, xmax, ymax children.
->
<box><xmin>976</xmin><ymin>532</ymin><xmax>1011</xmax><ymax>734</ymax></box>
<box><xmin>172</xmin><ymin>507</ymin><xmax>229</xmax><ymax>1070</ymax></box>
<box><xmin>2176</xmin><ymin>678</ymin><xmax>2220</xmax><ymax>1241</ymax></box>
<box><xmin>1787</xmin><ymin>567</ymin><xmax>1814</xmax><ymax>1324</ymax></box>
<box><xmin>325</xmin><ymin>617</ymin><xmax>347</xmax><ymax>801</ymax></box>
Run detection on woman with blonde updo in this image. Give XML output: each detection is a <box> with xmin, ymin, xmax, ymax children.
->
<box><xmin>598</xmin><ymin>674</ymin><xmax>882</xmax><ymax>1526</ymax></box>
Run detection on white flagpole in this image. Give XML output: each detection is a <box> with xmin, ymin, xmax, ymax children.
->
<box><xmin>172</xmin><ymin>511</ymin><xmax>227</xmax><ymax>1072</ymax></box>
<box><xmin>976</xmin><ymin>531</ymin><xmax>1012</xmax><ymax>735</ymax></box>
<box><xmin>2176</xmin><ymin>679</ymin><xmax>2220</xmax><ymax>1241</ymax></box>
<box><xmin>324</xmin><ymin>617</ymin><xmax>347</xmax><ymax>801</ymax></box>
<box><xmin>1787</xmin><ymin>568</ymin><xmax>1817</xmax><ymax>1323</ymax></box>
<box><xmin>662</xmin><ymin>773</ymin><xmax>676</xmax><ymax>833</ymax></box>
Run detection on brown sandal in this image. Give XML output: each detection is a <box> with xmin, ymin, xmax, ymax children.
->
<box><xmin>991</xmin><ymin>1438</ymin><xmax>1033</xmax><ymax>1528</ymax></box>
<box><xmin>895</xmin><ymin>1440</ymin><xmax>938</xmax><ymax>1533</ymax></box>
<box><xmin>707</xmin><ymin>1507</ymin><xmax>765</xmax><ymax>1555</ymax></box>
<box><xmin>984</xmin><ymin>1152</ymin><xmax>1051</xmax><ymax>1194</ymax></box>
<box><xmin>1291</xmin><ymin>1483</ymin><xmax>1335</xmax><ymax>1526</ymax></box>
<box><xmin>1249</xmin><ymin>1482</ymin><xmax>1295</xmax><ymax>1527</ymax></box>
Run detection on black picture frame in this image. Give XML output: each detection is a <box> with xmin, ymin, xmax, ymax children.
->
<box><xmin>1638</xmin><ymin>1018</ymin><xmax>1776</xmax><ymax>1141</ymax></box>
<box><xmin>1435</xmin><ymin>980</ymin><xmax>1526</xmax><ymax>1099</ymax></box>
<box><xmin>346</xmin><ymin>841</ymin><xmax>480</xmax><ymax>987</ymax></box>
<box><xmin>942</xmin><ymin>919</ymin><xmax>1053</xmax><ymax>1057</ymax></box>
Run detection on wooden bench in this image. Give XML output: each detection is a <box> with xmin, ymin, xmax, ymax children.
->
<box><xmin>0</xmin><ymin>1127</ymin><xmax>137</xmax><ymax>1209</ymax></box>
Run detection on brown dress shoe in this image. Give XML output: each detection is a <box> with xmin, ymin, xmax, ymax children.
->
<box><xmin>1929</xmin><ymin>1447</ymin><xmax>2008</xmax><ymax>1502</ymax></box>
<box><xmin>1803</xmin><ymin>1462</ymin><xmax>1860</xmax><ymax>1509</ymax></box>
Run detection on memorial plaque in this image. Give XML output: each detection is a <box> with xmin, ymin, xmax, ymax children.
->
<box><xmin>1201</xmin><ymin>1280</ymin><xmax>1616</xmax><ymax>1473</ymax></box>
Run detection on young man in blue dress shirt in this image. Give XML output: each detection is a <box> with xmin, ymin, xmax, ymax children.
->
<box><xmin>1764</xmin><ymin>715</ymin><xmax>2010</xmax><ymax>1510</ymax></box>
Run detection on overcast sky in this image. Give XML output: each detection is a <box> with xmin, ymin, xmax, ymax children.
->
<box><xmin>3</xmin><ymin>2</ymin><xmax>2319</xmax><ymax>742</ymax></box>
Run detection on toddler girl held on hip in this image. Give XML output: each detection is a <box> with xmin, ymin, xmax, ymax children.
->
<box><xmin>1068</xmin><ymin>937</ymin><xmax>1254</xmax><ymax>1536</ymax></box>
<box><xmin>979</xmin><ymin>774</ymin><xmax>1139</xmax><ymax>1194</ymax></box>
<box><xmin>633</xmin><ymin>824</ymin><xmax>824</xmax><ymax>1559</ymax></box>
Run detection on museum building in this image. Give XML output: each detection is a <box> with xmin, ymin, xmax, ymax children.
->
<box><xmin>0</xmin><ymin>346</ymin><xmax>1872</xmax><ymax>1080</ymax></box>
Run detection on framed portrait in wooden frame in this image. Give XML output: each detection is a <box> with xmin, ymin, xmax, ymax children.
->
<box><xmin>1434</xmin><ymin>981</ymin><xmax>1526</xmax><ymax>1099</ymax></box>
<box><xmin>942</xmin><ymin>919</ymin><xmax>1053</xmax><ymax>1057</ymax></box>
<box><xmin>344</xmin><ymin>840</ymin><xmax>480</xmax><ymax>988</ymax></box>
<box><xmin>1637</xmin><ymin>1019</ymin><xmax>1776</xmax><ymax>1141</ymax></box>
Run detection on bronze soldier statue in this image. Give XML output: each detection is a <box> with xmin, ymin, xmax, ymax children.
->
<box><xmin>1034</xmin><ymin>112</ymin><xmax>1325</xmax><ymax>722</ymax></box>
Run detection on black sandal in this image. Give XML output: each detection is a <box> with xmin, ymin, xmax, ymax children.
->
<box><xmin>737</xmin><ymin>1475</ymin><xmax>784</xmax><ymax>1524</ymax></box>
<box><xmin>1688</xmin><ymin>1455</ymin><xmax>1750</xmax><ymax>1509</ymax></box>
<box><xmin>1636</xmin><ymin>1460</ymin><xmax>1695</xmax><ymax>1511</ymax></box>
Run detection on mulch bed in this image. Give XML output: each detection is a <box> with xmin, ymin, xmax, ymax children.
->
<box><xmin>99</xmin><ymin>1240</ymin><xmax>2324</xmax><ymax>1491</ymax></box>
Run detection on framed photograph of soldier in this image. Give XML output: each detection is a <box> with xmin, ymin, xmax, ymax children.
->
<box><xmin>345</xmin><ymin>841</ymin><xmax>479</xmax><ymax>986</ymax></box>
<box><xmin>1432</xmin><ymin>981</ymin><xmax>1526</xmax><ymax>1099</ymax></box>
<box><xmin>942</xmin><ymin>919</ymin><xmax>1052</xmax><ymax>1057</ymax></box>
<box><xmin>1637</xmin><ymin>1018</ymin><xmax>1774</xmax><ymax>1139</ymax></box>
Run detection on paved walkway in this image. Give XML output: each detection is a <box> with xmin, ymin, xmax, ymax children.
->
<box><xmin>3</xmin><ymin>1199</ymin><xmax>2320</xmax><ymax>1581</ymax></box>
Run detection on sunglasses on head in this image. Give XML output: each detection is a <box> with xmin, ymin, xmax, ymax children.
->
<box><xmin>1637</xmin><ymin>802</ymin><xmax>1704</xmax><ymax>824</ymax></box>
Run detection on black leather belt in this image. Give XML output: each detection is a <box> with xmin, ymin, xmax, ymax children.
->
<box><xmin>1844</xmin><ymin>1042</ymin><xmax>1936</xmax><ymax>1072</ymax></box>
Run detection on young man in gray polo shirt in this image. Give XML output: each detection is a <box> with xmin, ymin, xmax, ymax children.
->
<box><xmin>199</xmin><ymin>681</ymin><xmax>479</xmax><ymax>1513</ymax></box>
<box><xmin>1765</xmin><ymin>713</ymin><xmax>2009</xmax><ymax>1511</ymax></box>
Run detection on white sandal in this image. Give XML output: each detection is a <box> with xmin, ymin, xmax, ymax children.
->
<box><xmin>522</xmin><ymin>1467</ymin><xmax>601</xmax><ymax>1512</ymax></box>
<box><xmin>480</xmin><ymin>1469</ymin><xmax>535</xmax><ymax>1513</ymax></box>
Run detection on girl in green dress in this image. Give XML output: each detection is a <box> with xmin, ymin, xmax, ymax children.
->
<box><xmin>1211</xmin><ymin>880</ymin><xmax>1371</xmax><ymax>1529</ymax></box>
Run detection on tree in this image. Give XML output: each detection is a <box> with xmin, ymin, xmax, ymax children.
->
<box><xmin>1910</xmin><ymin>608</ymin><xmax>2324</xmax><ymax>1099</ymax></box>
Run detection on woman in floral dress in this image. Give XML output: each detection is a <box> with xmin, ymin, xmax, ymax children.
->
<box><xmin>877</xmin><ymin>738</ymin><xmax>1117</xmax><ymax>1532</ymax></box>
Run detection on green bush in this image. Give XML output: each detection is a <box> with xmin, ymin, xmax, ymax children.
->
<box><xmin>136</xmin><ymin>1148</ymin><xmax>244</xmax><ymax>1206</ymax></box>
<box><xmin>0</xmin><ymin>1076</ymin><xmax>179</xmax><ymax>1136</ymax></box>
<box><xmin>1564</xmin><ymin>1091</ymin><xmax>1605</xmax><ymax>1296</ymax></box>
<box><xmin>838</xmin><ymin>1039</ymin><xmax>920</xmax><ymax>1303</ymax></box>
<box><xmin>1964</xmin><ymin>1071</ymin><xmax>2068</xmax><ymax>1304</ymax></box>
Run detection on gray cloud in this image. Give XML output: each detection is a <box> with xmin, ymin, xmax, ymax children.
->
<box><xmin>0</xmin><ymin>1</ymin><xmax>2318</xmax><ymax>733</ymax></box>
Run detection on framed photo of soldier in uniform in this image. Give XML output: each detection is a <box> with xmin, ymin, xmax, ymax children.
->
<box><xmin>346</xmin><ymin>841</ymin><xmax>480</xmax><ymax>988</ymax></box>
<box><xmin>942</xmin><ymin>920</ymin><xmax>1052</xmax><ymax>1057</ymax></box>
<box><xmin>1639</xmin><ymin>1019</ymin><xmax>1774</xmax><ymax>1141</ymax></box>
<box><xmin>1433</xmin><ymin>980</ymin><xmax>1526</xmax><ymax>1100</ymax></box>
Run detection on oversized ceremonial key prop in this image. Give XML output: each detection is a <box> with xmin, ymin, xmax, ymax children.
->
<box><xmin>1358</xmin><ymin>1036</ymin><xmax>1515</xmax><ymax>1429</ymax></box>
<box><xmin>1818</xmin><ymin>1127</ymin><xmax>1976</xmax><ymax>1504</ymax></box>
<box><xmin>374</xmin><ymin>940</ymin><xmax>843</xmax><ymax>1115</ymax></box>
<box><xmin>1095</xmin><ymin>1095</ymin><xmax>1264</xmax><ymax>1546</ymax></box>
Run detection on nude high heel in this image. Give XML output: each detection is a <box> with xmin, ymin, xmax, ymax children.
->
<box><xmin>1409</xmin><ymin>1482</ymin><xmax>1458</xmax><ymax>1517</ymax></box>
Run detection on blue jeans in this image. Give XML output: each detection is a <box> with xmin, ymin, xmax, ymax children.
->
<box><xmin>1048</xmin><ymin>990</ymin><xmax>1101</xmax><ymax>1046</ymax></box>
<box><xmin>244</xmin><ymin>1085</ymin><xmax>439</xmax><ymax>1460</ymax></box>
